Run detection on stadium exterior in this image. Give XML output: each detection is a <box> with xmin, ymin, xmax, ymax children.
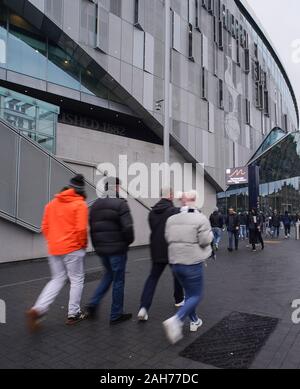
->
<box><xmin>0</xmin><ymin>0</ymin><xmax>298</xmax><ymax>262</ymax></box>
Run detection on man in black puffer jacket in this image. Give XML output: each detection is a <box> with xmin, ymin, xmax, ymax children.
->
<box><xmin>137</xmin><ymin>188</ymin><xmax>184</xmax><ymax>322</ymax></box>
<box><xmin>86</xmin><ymin>177</ymin><xmax>134</xmax><ymax>325</ymax></box>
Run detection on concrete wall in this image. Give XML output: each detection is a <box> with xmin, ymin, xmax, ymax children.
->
<box><xmin>57</xmin><ymin>122</ymin><xmax>217</xmax><ymax>242</ymax></box>
<box><xmin>0</xmin><ymin>122</ymin><xmax>217</xmax><ymax>263</ymax></box>
<box><xmin>0</xmin><ymin>217</ymin><xmax>46</xmax><ymax>263</ymax></box>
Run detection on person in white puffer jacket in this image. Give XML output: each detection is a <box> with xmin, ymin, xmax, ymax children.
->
<box><xmin>163</xmin><ymin>191</ymin><xmax>213</xmax><ymax>345</ymax></box>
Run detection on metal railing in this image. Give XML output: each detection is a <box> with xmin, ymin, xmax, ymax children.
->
<box><xmin>0</xmin><ymin>117</ymin><xmax>97</xmax><ymax>233</ymax></box>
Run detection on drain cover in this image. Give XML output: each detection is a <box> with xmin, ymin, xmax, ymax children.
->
<box><xmin>180</xmin><ymin>311</ymin><xmax>279</xmax><ymax>369</ymax></box>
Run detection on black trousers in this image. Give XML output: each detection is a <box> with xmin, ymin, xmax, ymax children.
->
<box><xmin>252</xmin><ymin>231</ymin><xmax>264</xmax><ymax>250</ymax></box>
<box><xmin>284</xmin><ymin>225</ymin><xmax>291</xmax><ymax>236</ymax></box>
<box><xmin>140</xmin><ymin>263</ymin><xmax>184</xmax><ymax>311</ymax></box>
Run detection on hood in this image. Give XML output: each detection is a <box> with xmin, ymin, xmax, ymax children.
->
<box><xmin>212</xmin><ymin>211</ymin><xmax>219</xmax><ymax>216</ymax></box>
<box><xmin>55</xmin><ymin>188</ymin><xmax>82</xmax><ymax>203</ymax></box>
<box><xmin>152</xmin><ymin>199</ymin><xmax>173</xmax><ymax>214</ymax></box>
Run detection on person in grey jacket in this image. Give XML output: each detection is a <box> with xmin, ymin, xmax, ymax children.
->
<box><xmin>163</xmin><ymin>191</ymin><xmax>213</xmax><ymax>345</ymax></box>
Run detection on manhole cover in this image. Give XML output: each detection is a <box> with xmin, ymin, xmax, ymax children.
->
<box><xmin>180</xmin><ymin>311</ymin><xmax>279</xmax><ymax>369</ymax></box>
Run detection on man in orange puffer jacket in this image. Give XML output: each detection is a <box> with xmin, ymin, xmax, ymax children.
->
<box><xmin>26</xmin><ymin>175</ymin><xmax>88</xmax><ymax>332</ymax></box>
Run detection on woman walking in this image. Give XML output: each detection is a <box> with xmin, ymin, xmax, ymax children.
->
<box><xmin>248</xmin><ymin>208</ymin><xmax>264</xmax><ymax>252</ymax></box>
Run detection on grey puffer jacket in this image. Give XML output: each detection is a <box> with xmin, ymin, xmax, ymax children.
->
<box><xmin>165</xmin><ymin>208</ymin><xmax>213</xmax><ymax>265</ymax></box>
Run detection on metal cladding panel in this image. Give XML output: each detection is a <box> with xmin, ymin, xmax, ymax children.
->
<box><xmin>0</xmin><ymin>122</ymin><xmax>18</xmax><ymax>216</ymax></box>
<box><xmin>18</xmin><ymin>138</ymin><xmax>49</xmax><ymax>229</ymax></box>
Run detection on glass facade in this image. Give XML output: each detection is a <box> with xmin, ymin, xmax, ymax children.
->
<box><xmin>217</xmin><ymin>132</ymin><xmax>300</xmax><ymax>216</ymax></box>
<box><xmin>0</xmin><ymin>2</ymin><xmax>122</xmax><ymax>104</ymax></box>
<box><xmin>0</xmin><ymin>86</ymin><xmax>59</xmax><ymax>153</ymax></box>
<box><xmin>250</xmin><ymin>127</ymin><xmax>287</xmax><ymax>163</ymax></box>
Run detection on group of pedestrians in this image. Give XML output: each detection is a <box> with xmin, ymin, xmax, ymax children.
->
<box><xmin>210</xmin><ymin>207</ymin><xmax>297</xmax><ymax>253</ymax></box>
<box><xmin>25</xmin><ymin>172</ymin><xmax>297</xmax><ymax>345</ymax></box>
<box><xmin>26</xmin><ymin>175</ymin><xmax>213</xmax><ymax>345</ymax></box>
<box><xmin>209</xmin><ymin>208</ymin><xmax>264</xmax><ymax>253</ymax></box>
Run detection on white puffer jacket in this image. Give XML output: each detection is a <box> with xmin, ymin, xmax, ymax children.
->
<box><xmin>165</xmin><ymin>209</ymin><xmax>213</xmax><ymax>265</ymax></box>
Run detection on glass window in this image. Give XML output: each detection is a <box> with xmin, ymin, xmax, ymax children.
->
<box><xmin>37</xmin><ymin>108</ymin><xmax>55</xmax><ymax>137</ymax></box>
<box><xmin>0</xmin><ymin>6</ymin><xmax>7</xmax><ymax>68</ymax></box>
<box><xmin>80</xmin><ymin>68</ymin><xmax>109</xmax><ymax>99</ymax></box>
<box><xmin>7</xmin><ymin>14</ymin><xmax>47</xmax><ymax>80</ymax></box>
<box><xmin>47</xmin><ymin>41</ymin><xmax>80</xmax><ymax>90</ymax></box>
<box><xmin>0</xmin><ymin>86</ymin><xmax>58</xmax><ymax>154</ymax></box>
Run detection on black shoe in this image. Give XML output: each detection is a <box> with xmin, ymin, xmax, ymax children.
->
<box><xmin>84</xmin><ymin>305</ymin><xmax>98</xmax><ymax>320</ymax></box>
<box><xmin>227</xmin><ymin>248</ymin><xmax>233</xmax><ymax>252</ymax></box>
<box><xmin>110</xmin><ymin>313</ymin><xmax>132</xmax><ymax>325</ymax></box>
<box><xmin>66</xmin><ymin>311</ymin><xmax>87</xmax><ymax>326</ymax></box>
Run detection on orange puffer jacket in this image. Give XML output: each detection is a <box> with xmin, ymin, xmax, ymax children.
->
<box><xmin>42</xmin><ymin>189</ymin><xmax>88</xmax><ymax>256</ymax></box>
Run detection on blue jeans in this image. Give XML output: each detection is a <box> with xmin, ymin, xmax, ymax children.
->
<box><xmin>240</xmin><ymin>225</ymin><xmax>247</xmax><ymax>240</ymax></box>
<box><xmin>89</xmin><ymin>254</ymin><xmax>127</xmax><ymax>321</ymax></box>
<box><xmin>172</xmin><ymin>263</ymin><xmax>204</xmax><ymax>323</ymax></box>
<box><xmin>272</xmin><ymin>226</ymin><xmax>280</xmax><ymax>238</ymax></box>
<box><xmin>212</xmin><ymin>227</ymin><xmax>221</xmax><ymax>246</ymax></box>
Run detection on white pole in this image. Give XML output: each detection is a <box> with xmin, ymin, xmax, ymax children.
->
<box><xmin>164</xmin><ymin>0</ymin><xmax>171</xmax><ymax>166</ymax></box>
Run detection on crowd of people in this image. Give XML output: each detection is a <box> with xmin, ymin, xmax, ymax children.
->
<box><xmin>210</xmin><ymin>207</ymin><xmax>298</xmax><ymax>254</ymax></box>
<box><xmin>25</xmin><ymin>174</ymin><xmax>297</xmax><ymax>345</ymax></box>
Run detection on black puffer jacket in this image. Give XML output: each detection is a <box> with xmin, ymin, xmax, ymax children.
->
<box><xmin>210</xmin><ymin>211</ymin><xmax>224</xmax><ymax>228</ymax></box>
<box><xmin>89</xmin><ymin>196</ymin><xmax>134</xmax><ymax>256</ymax></box>
<box><xmin>149</xmin><ymin>199</ymin><xmax>179</xmax><ymax>264</ymax></box>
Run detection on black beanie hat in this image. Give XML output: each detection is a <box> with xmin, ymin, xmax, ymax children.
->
<box><xmin>69</xmin><ymin>174</ymin><xmax>85</xmax><ymax>190</ymax></box>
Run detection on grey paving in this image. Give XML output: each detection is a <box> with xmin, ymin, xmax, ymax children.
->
<box><xmin>0</xmin><ymin>235</ymin><xmax>300</xmax><ymax>369</ymax></box>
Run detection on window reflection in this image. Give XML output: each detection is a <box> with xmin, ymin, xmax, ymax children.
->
<box><xmin>0</xmin><ymin>86</ymin><xmax>58</xmax><ymax>154</ymax></box>
<box><xmin>218</xmin><ymin>133</ymin><xmax>300</xmax><ymax>215</ymax></box>
<box><xmin>0</xmin><ymin>7</ymin><xmax>6</xmax><ymax>67</ymax></box>
<box><xmin>48</xmin><ymin>42</ymin><xmax>80</xmax><ymax>90</ymax></box>
<box><xmin>7</xmin><ymin>14</ymin><xmax>47</xmax><ymax>80</ymax></box>
<box><xmin>0</xmin><ymin>5</ymin><xmax>124</xmax><ymax>105</ymax></box>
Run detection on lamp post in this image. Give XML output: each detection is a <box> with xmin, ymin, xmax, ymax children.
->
<box><xmin>164</xmin><ymin>0</ymin><xmax>171</xmax><ymax>166</ymax></box>
<box><xmin>162</xmin><ymin>0</ymin><xmax>171</xmax><ymax>188</ymax></box>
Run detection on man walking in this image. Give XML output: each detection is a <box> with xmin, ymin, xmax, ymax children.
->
<box><xmin>163</xmin><ymin>191</ymin><xmax>213</xmax><ymax>344</ymax></box>
<box><xmin>85</xmin><ymin>177</ymin><xmax>134</xmax><ymax>325</ymax></box>
<box><xmin>209</xmin><ymin>208</ymin><xmax>224</xmax><ymax>250</ymax></box>
<box><xmin>26</xmin><ymin>174</ymin><xmax>88</xmax><ymax>332</ymax></box>
<box><xmin>239</xmin><ymin>211</ymin><xmax>248</xmax><ymax>240</ymax></box>
<box><xmin>137</xmin><ymin>188</ymin><xmax>184</xmax><ymax>322</ymax></box>
<box><xmin>226</xmin><ymin>208</ymin><xmax>240</xmax><ymax>252</ymax></box>
<box><xmin>271</xmin><ymin>210</ymin><xmax>281</xmax><ymax>239</ymax></box>
<box><xmin>282</xmin><ymin>211</ymin><xmax>292</xmax><ymax>239</ymax></box>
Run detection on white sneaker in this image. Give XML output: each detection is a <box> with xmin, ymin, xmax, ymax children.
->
<box><xmin>175</xmin><ymin>300</ymin><xmax>185</xmax><ymax>308</ymax></box>
<box><xmin>137</xmin><ymin>308</ymin><xmax>148</xmax><ymax>321</ymax></box>
<box><xmin>162</xmin><ymin>316</ymin><xmax>183</xmax><ymax>345</ymax></box>
<box><xmin>190</xmin><ymin>318</ymin><xmax>203</xmax><ymax>332</ymax></box>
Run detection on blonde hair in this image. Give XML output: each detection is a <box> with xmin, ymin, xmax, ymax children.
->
<box><xmin>183</xmin><ymin>190</ymin><xmax>198</xmax><ymax>206</ymax></box>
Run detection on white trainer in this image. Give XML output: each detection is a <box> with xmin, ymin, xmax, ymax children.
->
<box><xmin>162</xmin><ymin>316</ymin><xmax>183</xmax><ymax>345</ymax></box>
<box><xmin>175</xmin><ymin>300</ymin><xmax>185</xmax><ymax>308</ymax></box>
<box><xmin>137</xmin><ymin>308</ymin><xmax>149</xmax><ymax>321</ymax></box>
<box><xmin>190</xmin><ymin>318</ymin><xmax>203</xmax><ymax>332</ymax></box>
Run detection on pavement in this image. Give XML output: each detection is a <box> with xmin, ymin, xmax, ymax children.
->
<box><xmin>0</xmin><ymin>233</ymin><xmax>300</xmax><ymax>369</ymax></box>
